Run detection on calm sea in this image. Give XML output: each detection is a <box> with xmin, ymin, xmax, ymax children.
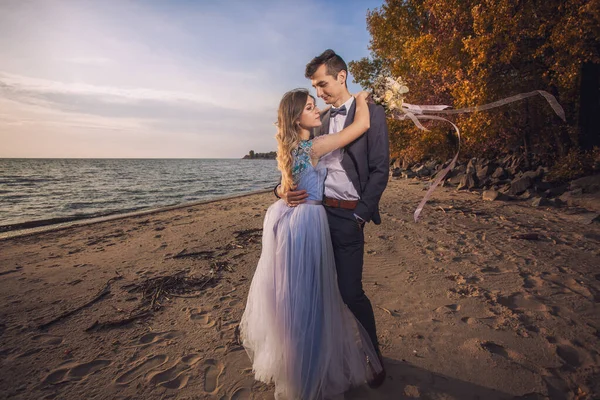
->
<box><xmin>0</xmin><ymin>159</ymin><xmax>279</xmax><ymax>231</ymax></box>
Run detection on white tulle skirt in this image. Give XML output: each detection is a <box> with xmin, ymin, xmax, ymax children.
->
<box><xmin>240</xmin><ymin>200</ymin><xmax>382</xmax><ymax>400</ymax></box>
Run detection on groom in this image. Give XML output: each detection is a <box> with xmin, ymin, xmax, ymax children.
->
<box><xmin>276</xmin><ymin>49</ymin><xmax>389</xmax><ymax>388</ymax></box>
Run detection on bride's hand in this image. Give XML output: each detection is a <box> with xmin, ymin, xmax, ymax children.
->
<box><xmin>355</xmin><ymin>91</ymin><xmax>371</xmax><ymax>101</ymax></box>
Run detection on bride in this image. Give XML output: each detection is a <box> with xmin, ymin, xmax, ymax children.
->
<box><xmin>240</xmin><ymin>89</ymin><xmax>382</xmax><ymax>399</ymax></box>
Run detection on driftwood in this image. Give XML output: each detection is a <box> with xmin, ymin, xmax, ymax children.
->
<box><xmin>225</xmin><ymin>228</ymin><xmax>263</xmax><ymax>250</ymax></box>
<box><xmin>85</xmin><ymin>311</ymin><xmax>152</xmax><ymax>332</ymax></box>
<box><xmin>511</xmin><ymin>233</ymin><xmax>544</xmax><ymax>241</ymax></box>
<box><xmin>38</xmin><ymin>273</ymin><xmax>123</xmax><ymax>330</ymax></box>
<box><xmin>0</xmin><ymin>266</ymin><xmax>23</xmax><ymax>276</ymax></box>
<box><xmin>84</xmin><ymin>270</ymin><xmax>221</xmax><ymax>331</ymax></box>
<box><xmin>126</xmin><ymin>270</ymin><xmax>219</xmax><ymax>311</ymax></box>
<box><xmin>172</xmin><ymin>249</ymin><xmax>214</xmax><ymax>259</ymax></box>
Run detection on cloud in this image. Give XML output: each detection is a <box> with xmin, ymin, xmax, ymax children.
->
<box><xmin>0</xmin><ymin>0</ymin><xmax>383</xmax><ymax>157</ymax></box>
<box><xmin>64</xmin><ymin>57</ymin><xmax>115</xmax><ymax>66</ymax></box>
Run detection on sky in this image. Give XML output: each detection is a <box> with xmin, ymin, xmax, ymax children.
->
<box><xmin>0</xmin><ymin>0</ymin><xmax>384</xmax><ymax>158</ymax></box>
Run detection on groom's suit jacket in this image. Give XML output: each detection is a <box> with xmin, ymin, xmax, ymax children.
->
<box><xmin>315</xmin><ymin>102</ymin><xmax>389</xmax><ymax>224</ymax></box>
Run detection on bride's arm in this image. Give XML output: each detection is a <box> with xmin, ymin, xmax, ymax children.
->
<box><xmin>310</xmin><ymin>92</ymin><xmax>371</xmax><ymax>161</ymax></box>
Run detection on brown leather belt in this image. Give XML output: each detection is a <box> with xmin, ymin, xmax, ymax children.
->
<box><xmin>323</xmin><ymin>196</ymin><xmax>358</xmax><ymax>210</ymax></box>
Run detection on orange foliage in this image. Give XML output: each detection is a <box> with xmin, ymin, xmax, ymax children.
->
<box><xmin>351</xmin><ymin>0</ymin><xmax>600</xmax><ymax>163</ymax></box>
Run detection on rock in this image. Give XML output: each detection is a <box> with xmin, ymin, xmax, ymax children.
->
<box><xmin>533</xmin><ymin>181</ymin><xmax>553</xmax><ymax>194</ymax></box>
<box><xmin>508</xmin><ymin>176</ymin><xmax>533</xmax><ymax>195</ymax></box>
<box><xmin>482</xmin><ymin>190</ymin><xmax>500</xmax><ymax>201</ymax></box>
<box><xmin>499</xmin><ymin>183</ymin><xmax>512</xmax><ymax>193</ymax></box>
<box><xmin>476</xmin><ymin>164</ymin><xmax>492</xmax><ymax>181</ymax></box>
<box><xmin>571</xmin><ymin>187</ymin><xmax>584</xmax><ymax>196</ymax></box>
<box><xmin>401</xmin><ymin>170</ymin><xmax>416</xmax><ymax>179</ymax></box>
<box><xmin>414</xmin><ymin>165</ymin><xmax>431</xmax><ymax>177</ymax></box>
<box><xmin>466</xmin><ymin>158</ymin><xmax>477</xmax><ymax>173</ymax></box>
<box><xmin>531</xmin><ymin>197</ymin><xmax>549</xmax><ymax>207</ymax></box>
<box><xmin>424</xmin><ymin>159</ymin><xmax>439</xmax><ymax>171</ymax></box>
<box><xmin>506</xmin><ymin>154</ymin><xmax>526</xmax><ymax>175</ymax></box>
<box><xmin>447</xmin><ymin>165</ymin><xmax>466</xmax><ymax>185</ymax></box>
<box><xmin>544</xmin><ymin>184</ymin><xmax>568</xmax><ymax>198</ymax></box>
<box><xmin>454</xmin><ymin>164</ymin><xmax>467</xmax><ymax>174</ymax></box>
<box><xmin>448</xmin><ymin>173</ymin><xmax>463</xmax><ymax>185</ymax></box>
<box><xmin>548</xmin><ymin>197</ymin><xmax>564</xmax><ymax>207</ymax></box>
<box><xmin>491</xmin><ymin>167</ymin><xmax>506</xmax><ymax>179</ymax></box>
<box><xmin>478</xmin><ymin>176</ymin><xmax>491</xmax><ymax>188</ymax></box>
<box><xmin>458</xmin><ymin>172</ymin><xmax>478</xmax><ymax>190</ymax></box>
<box><xmin>559</xmin><ymin>189</ymin><xmax>583</xmax><ymax>205</ymax></box>
<box><xmin>521</xmin><ymin>167</ymin><xmax>544</xmax><ymax>181</ymax></box>
<box><xmin>391</xmin><ymin>168</ymin><xmax>402</xmax><ymax>177</ymax></box>
<box><xmin>518</xmin><ymin>190</ymin><xmax>533</xmax><ymax>200</ymax></box>
<box><xmin>570</xmin><ymin>174</ymin><xmax>600</xmax><ymax>194</ymax></box>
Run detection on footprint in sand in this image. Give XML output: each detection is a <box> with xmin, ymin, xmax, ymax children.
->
<box><xmin>497</xmin><ymin>292</ymin><xmax>548</xmax><ymax>312</ymax></box>
<box><xmin>15</xmin><ymin>334</ymin><xmax>64</xmax><ymax>359</ymax></box>
<box><xmin>434</xmin><ymin>304</ymin><xmax>461</xmax><ymax>314</ymax></box>
<box><xmin>480</xmin><ymin>266</ymin><xmax>502</xmax><ymax>274</ymax></box>
<box><xmin>222</xmin><ymin>320</ymin><xmax>239</xmax><ymax>331</ymax></box>
<box><xmin>553</xmin><ymin>340</ymin><xmax>593</xmax><ymax>370</ymax></box>
<box><xmin>556</xmin><ymin>344</ymin><xmax>582</xmax><ymax>368</ymax></box>
<box><xmin>520</xmin><ymin>272</ymin><xmax>544</xmax><ymax>289</ymax></box>
<box><xmin>132</xmin><ymin>330</ymin><xmax>185</xmax><ymax>347</ymax></box>
<box><xmin>114</xmin><ymin>354</ymin><xmax>169</xmax><ymax>385</ymax></box>
<box><xmin>230</xmin><ymin>386</ymin><xmax>252</xmax><ymax>399</ymax></box>
<box><xmin>31</xmin><ymin>334</ymin><xmax>63</xmax><ymax>346</ymax></box>
<box><xmin>189</xmin><ymin>308</ymin><xmax>216</xmax><ymax>328</ymax></box>
<box><xmin>218</xmin><ymin>295</ymin><xmax>241</xmax><ymax>308</ymax></box>
<box><xmin>146</xmin><ymin>353</ymin><xmax>202</xmax><ymax>389</ymax></box>
<box><xmin>203</xmin><ymin>359</ymin><xmax>225</xmax><ymax>394</ymax></box>
<box><xmin>541</xmin><ymin>273</ymin><xmax>595</xmax><ymax>301</ymax></box>
<box><xmin>42</xmin><ymin>359</ymin><xmax>112</xmax><ymax>385</ymax></box>
<box><xmin>13</xmin><ymin>348</ymin><xmax>43</xmax><ymax>359</ymax></box>
<box><xmin>480</xmin><ymin>341</ymin><xmax>510</xmax><ymax>359</ymax></box>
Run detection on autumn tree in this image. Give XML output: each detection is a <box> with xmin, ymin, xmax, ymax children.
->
<box><xmin>350</xmin><ymin>0</ymin><xmax>600</xmax><ymax>169</ymax></box>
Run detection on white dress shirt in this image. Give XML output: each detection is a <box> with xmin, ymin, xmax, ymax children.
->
<box><xmin>319</xmin><ymin>96</ymin><xmax>360</xmax><ymax>200</ymax></box>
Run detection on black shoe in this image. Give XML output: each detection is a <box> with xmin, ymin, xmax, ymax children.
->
<box><xmin>367</xmin><ymin>351</ymin><xmax>386</xmax><ymax>389</ymax></box>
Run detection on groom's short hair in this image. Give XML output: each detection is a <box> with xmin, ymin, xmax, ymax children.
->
<box><xmin>305</xmin><ymin>49</ymin><xmax>348</xmax><ymax>86</ymax></box>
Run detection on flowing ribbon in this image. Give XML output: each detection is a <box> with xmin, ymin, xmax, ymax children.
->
<box><xmin>393</xmin><ymin>90</ymin><xmax>566</xmax><ymax>222</ymax></box>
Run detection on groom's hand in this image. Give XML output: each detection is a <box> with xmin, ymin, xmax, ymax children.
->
<box><xmin>279</xmin><ymin>184</ymin><xmax>308</xmax><ymax>207</ymax></box>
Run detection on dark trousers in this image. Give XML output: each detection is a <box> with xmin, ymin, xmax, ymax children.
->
<box><xmin>325</xmin><ymin>206</ymin><xmax>379</xmax><ymax>352</ymax></box>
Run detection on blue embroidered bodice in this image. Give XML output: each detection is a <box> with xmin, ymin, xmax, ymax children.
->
<box><xmin>291</xmin><ymin>140</ymin><xmax>313</xmax><ymax>179</ymax></box>
<box><xmin>291</xmin><ymin>140</ymin><xmax>326</xmax><ymax>201</ymax></box>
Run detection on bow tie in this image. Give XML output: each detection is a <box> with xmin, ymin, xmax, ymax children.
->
<box><xmin>330</xmin><ymin>105</ymin><xmax>347</xmax><ymax>118</ymax></box>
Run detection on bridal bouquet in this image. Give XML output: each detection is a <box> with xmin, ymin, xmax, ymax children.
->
<box><xmin>372</xmin><ymin>75</ymin><xmax>409</xmax><ymax>112</ymax></box>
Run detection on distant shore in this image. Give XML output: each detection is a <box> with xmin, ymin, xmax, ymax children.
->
<box><xmin>242</xmin><ymin>150</ymin><xmax>276</xmax><ymax>159</ymax></box>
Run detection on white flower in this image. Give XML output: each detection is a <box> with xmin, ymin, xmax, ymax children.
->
<box><xmin>384</xmin><ymin>90</ymin><xmax>394</xmax><ymax>102</ymax></box>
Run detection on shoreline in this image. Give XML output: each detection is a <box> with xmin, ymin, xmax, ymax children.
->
<box><xmin>0</xmin><ymin>188</ymin><xmax>272</xmax><ymax>241</ymax></box>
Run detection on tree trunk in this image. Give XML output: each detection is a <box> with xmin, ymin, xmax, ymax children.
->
<box><xmin>578</xmin><ymin>62</ymin><xmax>600</xmax><ymax>150</ymax></box>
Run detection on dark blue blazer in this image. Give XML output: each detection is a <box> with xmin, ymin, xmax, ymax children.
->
<box><xmin>315</xmin><ymin>101</ymin><xmax>390</xmax><ymax>224</ymax></box>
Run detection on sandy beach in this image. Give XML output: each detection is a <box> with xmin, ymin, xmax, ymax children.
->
<box><xmin>1</xmin><ymin>178</ymin><xmax>599</xmax><ymax>400</ymax></box>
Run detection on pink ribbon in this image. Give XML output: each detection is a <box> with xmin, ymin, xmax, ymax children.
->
<box><xmin>393</xmin><ymin>90</ymin><xmax>566</xmax><ymax>222</ymax></box>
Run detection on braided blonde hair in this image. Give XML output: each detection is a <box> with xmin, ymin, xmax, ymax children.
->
<box><xmin>276</xmin><ymin>89</ymin><xmax>314</xmax><ymax>193</ymax></box>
